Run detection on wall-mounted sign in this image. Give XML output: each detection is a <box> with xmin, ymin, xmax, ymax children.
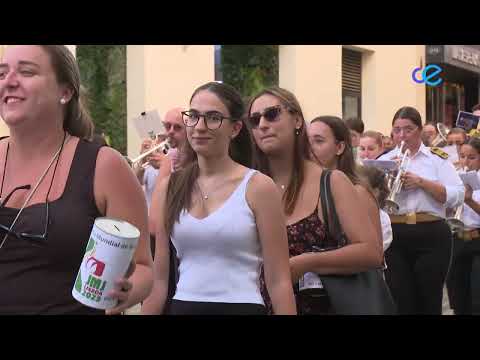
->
<box><xmin>451</xmin><ymin>46</ymin><xmax>480</xmax><ymax>68</ymax></box>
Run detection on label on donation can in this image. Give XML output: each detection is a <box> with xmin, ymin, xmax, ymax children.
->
<box><xmin>299</xmin><ymin>272</ymin><xmax>324</xmax><ymax>291</ymax></box>
<box><xmin>72</xmin><ymin>218</ymin><xmax>140</xmax><ymax>310</ymax></box>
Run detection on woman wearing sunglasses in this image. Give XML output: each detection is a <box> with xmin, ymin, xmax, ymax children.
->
<box><xmin>142</xmin><ymin>82</ymin><xmax>296</xmax><ymax>315</ymax></box>
<box><xmin>0</xmin><ymin>45</ymin><xmax>153</xmax><ymax>315</ymax></box>
<box><xmin>247</xmin><ymin>87</ymin><xmax>382</xmax><ymax>314</ymax></box>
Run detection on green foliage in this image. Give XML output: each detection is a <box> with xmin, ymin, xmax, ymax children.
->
<box><xmin>76</xmin><ymin>45</ymin><xmax>127</xmax><ymax>154</ymax></box>
<box><xmin>220</xmin><ymin>45</ymin><xmax>279</xmax><ymax>102</ymax></box>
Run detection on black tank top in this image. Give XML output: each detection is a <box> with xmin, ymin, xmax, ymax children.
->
<box><xmin>0</xmin><ymin>139</ymin><xmax>105</xmax><ymax>314</ymax></box>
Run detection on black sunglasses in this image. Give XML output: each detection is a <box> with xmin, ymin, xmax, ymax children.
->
<box><xmin>0</xmin><ymin>185</ymin><xmax>49</xmax><ymax>247</ymax></box>
<box><xmin>248</xmin><ymin>105</ymin><xmax>293</xmax><ymax>128</ymax></box>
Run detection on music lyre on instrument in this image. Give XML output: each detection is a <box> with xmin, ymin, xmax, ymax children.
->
<box><xmin>384</xmin><ymin>141</ymin><xmax>411</xmax><ymax>215</ymax></box>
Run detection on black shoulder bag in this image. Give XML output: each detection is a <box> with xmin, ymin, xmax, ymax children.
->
<box><xmin>318</xmin><ymin>169</ymin><xmax>397</xmax><ymax>315</ymax></box>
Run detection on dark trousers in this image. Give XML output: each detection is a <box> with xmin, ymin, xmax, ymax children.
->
<box><xmin>446</xmin><ymin>235</ymin><xmax>480</xmax><ymax>314</ymax></box>
<box><xmin>385</xmin><ymin>220</ymin><xmax>452</xmax><ymax>314</ymax></box>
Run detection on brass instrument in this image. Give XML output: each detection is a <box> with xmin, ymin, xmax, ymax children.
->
<box><xmin>430</xmin><ymin>123</ymin><xmax>450</xmax><ymax>147</ymax></box>
<box><xmin>446</xmin><ymin>166</ymin><xmax>467</xmax><ymax>232</ymax></box>
<box><xmin>126</xmin><ymin>139</ymin><xmax>171</xmax><ymax>168</ymax></box>
<box><xmin>384</xmin><ymin>141</ymin><xmax>411</xmax><ymax>215</ymax></box>
<box><xmin>468</xmin><ymin>129</ymin><xmax>480</xmax><ymax>139</ymax></box>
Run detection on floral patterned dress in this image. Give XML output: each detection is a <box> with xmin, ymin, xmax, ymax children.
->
<box><xmin>260</xmin><ymin>207</ymin><xmax>338</xmax><ymax>315</ymax></box>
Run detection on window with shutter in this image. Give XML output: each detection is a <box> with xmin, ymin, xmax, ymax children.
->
<box><xmin>342</xmin><ymin>48</ymin><xmax>362</xmax><ymax>121</ymax></box>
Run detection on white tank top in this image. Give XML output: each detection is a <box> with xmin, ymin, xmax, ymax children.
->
<box><xmin>171</xmin><ymin>169</ymin><xmax>264</xmax><ymax>305</ymax></box>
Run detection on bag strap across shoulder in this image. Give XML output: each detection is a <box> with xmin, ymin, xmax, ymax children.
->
<box><xmin>320</xmin><ymin>169</ymin><xmax>331</xmax><ymax>236</ymax></box>
<box><xmin>319</xmin><ymin>169</ymin><xmax>347</xmax><ymax>248</ymax></box>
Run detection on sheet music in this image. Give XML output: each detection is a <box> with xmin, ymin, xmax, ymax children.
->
<box><xmin>459</xmin><ymin>171</ymin><xmax>480</xmax><ymax>191</ymax></box>
<box><xmin>362</xmin><ymin>159</ymin><xmax>398</xmax><ymax>171</ymax></box>
<box><xmin>132</xmin><ymin>110</ymin><xmax>165</xmax><ymax>139</ymax></box>
<box><xmin>456</xmin><ymin>111</ymin><xmax>480</xmax><ymax>132</ymax></box>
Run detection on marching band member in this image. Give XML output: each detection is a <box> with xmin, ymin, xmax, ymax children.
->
<box><xmin>446</xmin><ymin>128</ymin><xmax>467</xmax><ymax>170</ymax></box>
<box><xmin>447</xmin><ymin>128</ymin><xmax>467</xmax><ymax>148</ymax></box>
<box><xmin>446</xmin><ymin>137</ymin><xmax>480</xmax><ymax>314</ymax></box>
<box><xmin>422</xmin><ymin>121</ymin><xmax>438</xmax><ymax>147</ymax></box>
<box><xmin>359</xmin><ymin>131</ymin><xmax>386</xmax><ymax>160</ymax></box>
<box><xmin>378</xmin><ymin>106</ymin><xmax>464</xmax><ymax>314</ymax></box>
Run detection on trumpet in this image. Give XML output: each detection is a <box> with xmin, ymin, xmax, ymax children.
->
<box><xmin>126</xmin><ymin>139</ymin><xmax>171</xmax><ymax>169</ymax></box>
<box><xmin>446</xmin><ymin>166</ymin><xmax>467</xmax><ymax>232</ymax></box>
<box><xmin>384</xmin><ymin>141</ymin><xmax>411</xmax><ymax>214</ymax></box>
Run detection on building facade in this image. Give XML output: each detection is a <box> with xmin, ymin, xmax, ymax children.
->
<box><xmin>425</xmin><ymin>45</ymin><xmax>480</xmax><ymax>128</ymax></box>
<box><xmin>3</xmin><ymin>45</ymin><xmax>477</xmax><ymax>158</ymax></box>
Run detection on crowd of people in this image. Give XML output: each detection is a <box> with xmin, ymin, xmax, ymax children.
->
<box><xmin>1</xmin><ymin>45</ymin><xmax>479</xmax><ymax>315</ymax></box>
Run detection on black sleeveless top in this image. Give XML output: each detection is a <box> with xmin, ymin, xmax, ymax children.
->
<box><xmin>0</xmin><ymin>139</ymin><xmax>105</xmax><ymax>314</ymax></box>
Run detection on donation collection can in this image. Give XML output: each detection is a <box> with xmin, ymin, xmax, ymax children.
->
<box><xmin>72</xmin><ymin>217</ymin><xmax>140</xmax><ymax>310</ymax></box>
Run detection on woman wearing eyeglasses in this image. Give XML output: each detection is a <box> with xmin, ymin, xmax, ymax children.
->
<box><xmin>0</xmin><ymin>45</ymin><xmax>153</xmax><ymax>315</ymax></box>
<box><xmin>377</xmin><ymin>106</ymin><xmax>464</xmax><ymax>314</ymax></box>
<box><xmin>246</xmin><ymin>87</ymin><xmax>382</xmax><ymax>315</ymax></box>
<box><xmin>141</xmin><ymin>82</ymin><xmax>296</xmax><ymax>315</ymax></box>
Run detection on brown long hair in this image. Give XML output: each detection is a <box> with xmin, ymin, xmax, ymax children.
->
<box><xmin>165</xmin><ymin>82</ymin><xmax>252</xmax><ymax>237</ymax></box>
<box><xmin>40</xmin><ymin>45</ymin><xmax>94</xmax><ymax>140</ymax></box>
<box><xmin>247</xmin><ymin>87</ymin><xmax>311</xmax><ymax>215</ymax></box>
<box><xmin>311</xmin><ymin>116</ymin><xmax>360</xmax><ymax>185</ymax></box>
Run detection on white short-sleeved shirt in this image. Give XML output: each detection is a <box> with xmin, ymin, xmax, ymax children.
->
<box><xmin>378</xmin><ymin>143</ymin><xmax>464</xmax><ymax>218</ymax></box>
<box><xmin>143</xmin><ymin>165</ymin><xmax>159</xmax><ymax>211</ymax></box>
<box><xmin>462</xmin><ymin>175</ymin><xmax>480</xmax><ymax>229</ymax></box>
<box><xmin>379</xmin><ymin>209</ymin><xmax>393</xmax><ymax>251</ymax></box>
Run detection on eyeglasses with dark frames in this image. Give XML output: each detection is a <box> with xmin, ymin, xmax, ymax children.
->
<box><xmin>181</xmin><ymin>110</ymin><xmax>233</xmax><ymax>130</ymax></box>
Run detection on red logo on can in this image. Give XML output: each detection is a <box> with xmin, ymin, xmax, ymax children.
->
<box><xmin>86</xmin><ymin>256</ymin><xmax>106</xmax><ymax>277</ymax></box>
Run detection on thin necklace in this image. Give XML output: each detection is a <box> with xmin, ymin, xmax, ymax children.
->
<box><xmin>197</xmin><ymin>181</ymin><xmax>213</xmax><ymax>200</ymax></box>
<box><xmin>0</xmin><ymin>132</ymin><xmax>69</xmax><ymax>250</ymax></box>
<box><xmin>196</xmin><ymin>177</ymin><xmax>234</xmax><ymax>200</ymax></box>
<box><xmin>197</xmin><ymin>183</ymin><xmax>208</xmax><ymax>200</ymax></box>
